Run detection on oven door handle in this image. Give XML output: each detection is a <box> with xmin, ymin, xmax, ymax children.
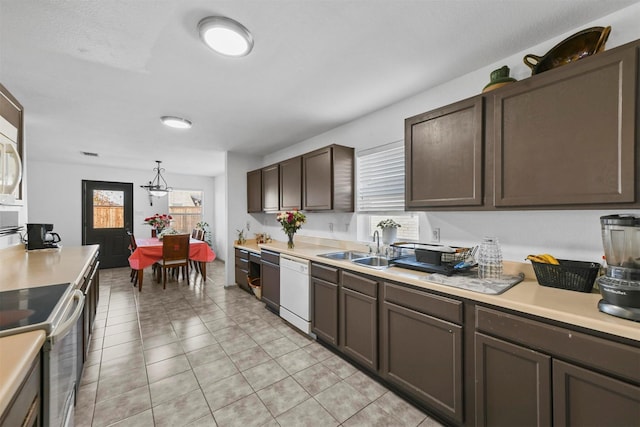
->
<box><xmin>50</xmin><ymin>290</ymin><xmax>84</xmax><ymax>345</ymax></box>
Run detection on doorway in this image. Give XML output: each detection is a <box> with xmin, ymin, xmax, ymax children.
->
<box><xmin>82</xmin><ymin>180</ymin><xmax>133</xmax><ymax>268</ymax></box>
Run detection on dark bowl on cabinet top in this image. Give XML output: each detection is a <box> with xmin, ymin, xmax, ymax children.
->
<box><xmin>523</xmin><ymin>26</ymin><xmax>611</xmax><ymax>75</ymax></box>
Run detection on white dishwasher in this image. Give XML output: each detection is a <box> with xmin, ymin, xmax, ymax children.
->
<box><xmin>279</xmin><ymin>254</ymin><xmax>312</xmax><ymax>335</ymax></box>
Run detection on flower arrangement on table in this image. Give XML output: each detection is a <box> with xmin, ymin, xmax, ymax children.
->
<box><xmin>144</xmin><ymin>213</ymin><xmax>172</xmax><ymax>236</ymax></box>
<box><xmin>276</xmin><ymin>210</ymin><xmax>306</xmax><ymax>248</ymax></box>
<box><xmin>157</xmin><ymin>227</ymin><xmax>179</xmax><ymax>240</ymax></box>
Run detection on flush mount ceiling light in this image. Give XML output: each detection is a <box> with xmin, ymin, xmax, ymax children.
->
<box><xmin>161</xmin><ymin>116</ymin><xmax>192</xmax><ymax>129</ymax></box>
<box><xmin>198</xmin><ymin>16</ymin><xmax>254</xmax><ymax>57</ymax></box>
<box><xmin>140</xmin><ymin>160</ymin><xmax>172</xmax><ymax>205</ymax></box>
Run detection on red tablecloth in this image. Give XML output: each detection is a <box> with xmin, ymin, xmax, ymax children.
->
<box><xmin>128</xmin><ymin>237</ymin><xmax>216</xmax><ymax>270</ymax></box>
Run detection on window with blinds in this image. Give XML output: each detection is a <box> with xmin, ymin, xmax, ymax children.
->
<box><xmin>357</xmin><ymin>140</ymin><xmax>405</xmax><ymax>212</ymax></box>
<box><xmin>357</xmin><ymin>141</ymin><xmax>419</xmax><ymax>241</ymax></box>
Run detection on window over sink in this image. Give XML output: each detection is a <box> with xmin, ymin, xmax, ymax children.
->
<box><xmin>356</xmin><ymin>140</ymin><xmax>418</xmax><ymax>241</ymax></box>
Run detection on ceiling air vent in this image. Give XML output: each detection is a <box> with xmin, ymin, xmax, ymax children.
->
<box><xmin>81</xmin><ymin>151</ymin><xmax>99</xmax><ymax>157</ymax></box>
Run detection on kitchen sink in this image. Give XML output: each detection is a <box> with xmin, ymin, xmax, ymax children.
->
<box><xmin>351</xmin><ymin>256</ymin><xmax>392</xmax><ymax>270</ymax></box>
<box><xmin>317</xmin><ymin>251</ymin><xmax>370</xmax><ymax>261</ymax></box>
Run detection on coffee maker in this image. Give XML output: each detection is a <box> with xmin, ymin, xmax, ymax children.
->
<box><xmin>26</xmin><ymin>223</ymin><xmax>61</xmax><ymax>250</ymax></box>
<box><xmin>597</xmin><ymin>214</ymin><xmax>640</xmax><ymax>321</ymax></box>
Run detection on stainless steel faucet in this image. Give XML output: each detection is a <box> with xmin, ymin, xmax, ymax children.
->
<box><xmin>373</xmin><ymin>230</ymin><xmax>380</xmax><ymax>254</ymax></box>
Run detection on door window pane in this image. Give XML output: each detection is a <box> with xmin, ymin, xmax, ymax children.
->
<box><xmin>93</xmin><ymin>190</ymin><xmax>124</xmax><ymax>228</ymax></box>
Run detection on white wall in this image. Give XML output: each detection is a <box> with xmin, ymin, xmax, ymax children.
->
<box><xmin>213</xmin><ymin>173</ymin><xmax>226</xmax><ymax>262</ymax></box>
<box><xmin>224</xmin><ymin>152</ymin><xmax>261</xmax><ymax>286</ymax></box>
<box><xmin>255</xmin><ymin>4</ymin><xmax>640</xmax><ymax>263</ymax></box>
<box><xmin>27</xmin><ymin>160</ymin><xmax>215</xmax><ymax>248</ymax></box>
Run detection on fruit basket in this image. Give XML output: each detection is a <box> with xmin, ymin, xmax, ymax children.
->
<box><xmin>529</xmin><ymin>259</ymin><xmax>600</xmax><ymax>293</ymax></box>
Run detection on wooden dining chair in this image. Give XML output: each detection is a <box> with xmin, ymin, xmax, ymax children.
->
<box><xmin>126</xmin><ymin>230</ymin><xmax>138</xmax><ymax>285</ymax></box>
<box><xmin>191</xmin><ymin>229</ymin><xmax>205</xmax><ymax>273</ymax></box>
<box><xmin>155</xmin><ymin>234</ymin><xmax>190</xmax><ymax>289</ymax></box>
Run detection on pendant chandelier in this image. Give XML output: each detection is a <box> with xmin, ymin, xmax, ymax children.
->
<box><xmin>141</xmin><ymin>161</ymin><xmax>172</xmax><ymax>204</ymax></box>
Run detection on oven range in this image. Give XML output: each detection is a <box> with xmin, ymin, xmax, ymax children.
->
<box><xmin>0</xmin><ymin>284</ymin><xmax>84</xmax><ymax>427</ymax></box>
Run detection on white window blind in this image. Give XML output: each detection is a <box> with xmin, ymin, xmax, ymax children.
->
<box><xmin>357</xmin><ymin>141</ymin><xmax>404</xmax><ymax>212</ymax></box>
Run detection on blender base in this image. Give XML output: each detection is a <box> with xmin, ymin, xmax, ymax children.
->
<box><xmin>598</xmin><ymin>300</ymin><xmax>640</xmax><ymax>322</ymax></box>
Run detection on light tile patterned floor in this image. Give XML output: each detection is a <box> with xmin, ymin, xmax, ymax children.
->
<box><xmin>75</xmin><ymin>261</ymin><xmax>445</xmax><ymax>427</ymax></box>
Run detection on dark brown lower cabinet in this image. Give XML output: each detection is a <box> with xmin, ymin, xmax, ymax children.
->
<box><xmin>340</xmin><ymin>271</ymin><xmax>378</xmax><ymax>372</ymax></box>
<box><xmin>260</xmin><ymin>250</ymin><xmax>280</xmax><ymax>313</ymax></box>
<box><xmin>382</xmin><ymin>300</ymin><xmax>464</xmax><ymax>423</ymax></box>
<box><xmin>235</xmin><ymin>249</ymin><xmax>250</xmax><ymax>292</ymax></box>
<box><xmin>553</xmin><ymin>359</ymin><xmax>640</xmax><ymax>427</ymax></box>
<box><xmin>475</xmin><ymin>305</ymin><xmax>640</xmax><ymax>427</ymax></box>
<box><xmin>311</xmin><ymin>276</ymin><xmax>339</xmax><ymax>346</ymax></box>
<box><xmin>475</xmin><ymin>332</ymin><xmax>552</xmax><ymax>427</ymax></box>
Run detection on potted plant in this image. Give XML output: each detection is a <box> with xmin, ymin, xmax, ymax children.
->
<box><xmin>195</xmin><ymin>221</ymin><xmax>213</xmax><ymax>248</ymax></box>
<box><xmin>377</xmin><ymin>218</ymin><xmax>401</xmax><ymax>245</ymax></box>
<box><xmin>236</xmin><ymin>228</ymin><xmax>246</xmax><ymax>245</ymax></box>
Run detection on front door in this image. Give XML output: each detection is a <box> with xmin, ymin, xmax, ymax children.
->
<box><xmin>82</xmin><ymin>180</ymin><xmax>133</xmax><ymax>268</ymax></box>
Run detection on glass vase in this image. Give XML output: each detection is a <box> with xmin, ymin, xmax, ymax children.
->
<box><xmin>478</xmin><ymin>236</ymin><xmax>503</xmax><ymax>279</ymax></box>
<box><xmin>287</xmin><ymin>232</ymin><xmax>295</xmax><ymax>249</ymax></box>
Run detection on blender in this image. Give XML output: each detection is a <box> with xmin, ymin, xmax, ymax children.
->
<box><xmin>597</xmin><ymin>214</ymin><xmax>640</xmax><ymax>321</ymax></box>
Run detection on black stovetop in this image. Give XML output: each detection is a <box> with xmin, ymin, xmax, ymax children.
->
<box><xmin>0</xmin><ymin>283</ymin><xmax>71</xmax><ymax>333</ymax></box>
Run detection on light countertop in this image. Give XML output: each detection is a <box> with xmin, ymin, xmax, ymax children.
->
<box><xmin>236</xmin><ymin>237</ymin><xmax>639</xmax><ymax>343</ymax></box>
<box><xmin>0</xmin><ymin>244</ymin><xmax>99</xmax><ymax>291</ymax></box>
<box><xmin>0</xmin><ymin>330</ymin><xmax>46</xmax><ymax>416</ymax></box>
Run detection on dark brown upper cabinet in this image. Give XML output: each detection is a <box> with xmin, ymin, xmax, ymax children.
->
<box><xmin>246</xmin><ymin>169</ymin><xmax>262</xmax><ymax>213</ymax></box>
<box><xmin>491</xmin><ymin>40</ymin><xmax>639</xmax><ymax>207</ymax></box>
<box><xmin>279</xmin><ymin>156</ymin><xmax>302</xmax><ymax>210</ymax></box>
<box><xmin>302</xmin><ymin>145</ymin><xmax>354</xmax><ymax>211</ymax></box>
<box><xmin>261</xmin><ymin>164</ymin><xmax>279</xmax><ymax>212</ymax></box>
<box><xmin>404</xmin><ymin>39</ymin><xmax>640</xmax><ymax>211</ymax></box>
<box><xmin>405</xmin><ymin>96</ymin><xmax>484</xmax><ymax>209</ymax></box>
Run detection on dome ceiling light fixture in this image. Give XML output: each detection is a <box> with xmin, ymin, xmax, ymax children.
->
<box><xmin>140</xmin><ymin>160</ymin><xmax>172</xmax><ymax>205</ymax></box>
<box><xmin>160</xmin><ymin>116</ymin><xmax>192</xmax><ymax>129</ymax></box>
<box><xmin>198</xmin><ymin>16</ymin><xmax>254</xmax><ymax>57</ymax></box>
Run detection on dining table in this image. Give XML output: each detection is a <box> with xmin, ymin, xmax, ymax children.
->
<box><xmin>128</xmin><ymin>237</ymin><xmax>216</xmax><ymax>291</ymax></box>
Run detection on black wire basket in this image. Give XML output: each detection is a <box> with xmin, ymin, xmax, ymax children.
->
<box><xmin>530</xmin><ymin>259</ymin><xmax>600</xmax><ymax>293</ymax></box>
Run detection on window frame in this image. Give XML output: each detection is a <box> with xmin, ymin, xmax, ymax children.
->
<box><xmin>168</xmin><ymin>189</ymin><xmax>204</xmax><ymax>233</ymax></box>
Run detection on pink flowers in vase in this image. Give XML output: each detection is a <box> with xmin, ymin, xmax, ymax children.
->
<box><xmin>144</xmin><ymin>213</ymin><xmax>172</xmax><ymax>231</ymax></box>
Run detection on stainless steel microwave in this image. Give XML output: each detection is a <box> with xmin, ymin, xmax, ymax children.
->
<box><xmin>0</xmin><ymin>117</ymin><xmax>22</xmax><ymax>205</ymax></box>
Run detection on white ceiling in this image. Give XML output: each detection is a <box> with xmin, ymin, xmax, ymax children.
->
<box><xmin>0</xmin><ymin>0</ymin><xmax>636</xmax><ymax>177</ymax></box>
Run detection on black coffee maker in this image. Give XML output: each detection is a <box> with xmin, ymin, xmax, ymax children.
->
<box><xmin>26</xmin><ymin>223</ymin><xmax>61</xmax><ymax>250</ymax></box>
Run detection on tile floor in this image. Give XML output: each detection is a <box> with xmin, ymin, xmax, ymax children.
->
<box><xmin>74</xmin><ymin>261</ymin><xmax>444</xmax><ymax>427</ymax></box>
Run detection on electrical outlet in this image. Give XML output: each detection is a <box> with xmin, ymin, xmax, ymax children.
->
<box><xmin>329</xmin><ymin>222</ymin><xmax>334</xmax><ymax>232</ymax></box>
<box><xmin>246</xmin><ymin>221</ymin><xmax>250</xmax><ymax>231</ymax></box>
<box><xmin>432</xmin><ymin>227</ymin><xmax>440</xmax><ymax>242</ymax></box>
